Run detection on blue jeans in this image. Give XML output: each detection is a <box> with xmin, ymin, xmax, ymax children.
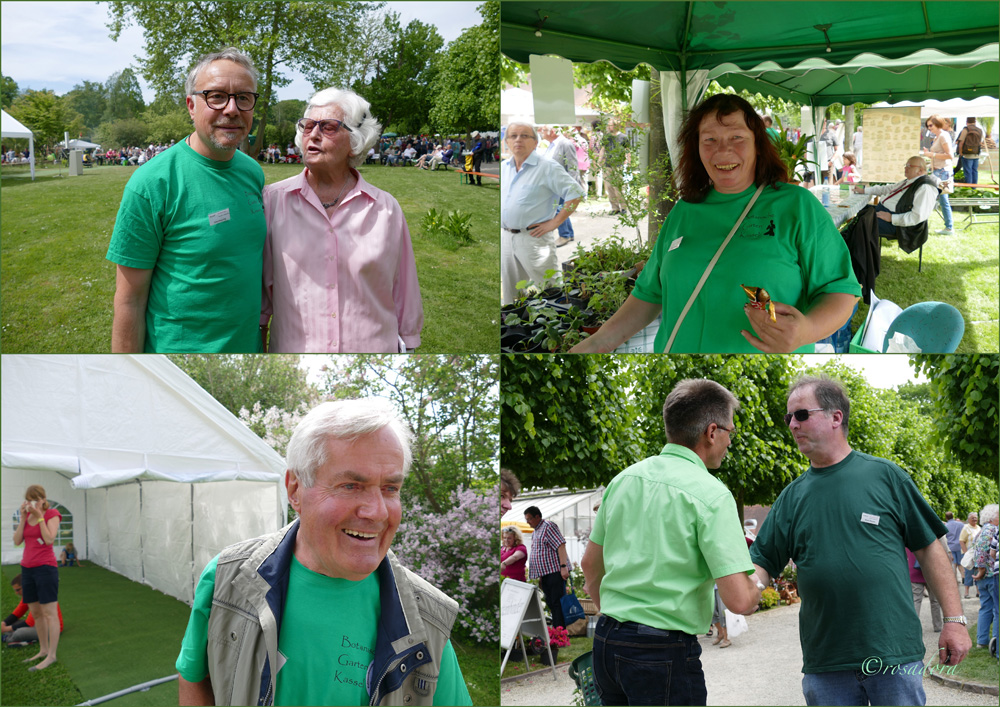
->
<box><xmin>932</xmin><ymin>168</ymin><xmax>953</xmax><ymax>229</ymax></box>
<box><xmin>557</xmin><ymin>198</ymin><xmax>574</xmax><ymax>240</ymax></box>
<box><xmin>958</xmin><ymin>156</ymin><xmax>979</xmax><ymax>186</ymax></box>
<box><xmin>976</xmin><ymin>574</ymin><xmax>998</xmax><ymax>645</ymax></box>
<box><xmin>802</xmin><ymin>661</ymin><xmax>926</xmax><ymax>706</ymax></box>
<box><xmin>593</xmin><ymin>616</ymin><xmax>706</xmax><ymax>706</ymax></box>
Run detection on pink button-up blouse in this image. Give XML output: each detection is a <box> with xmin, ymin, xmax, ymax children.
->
<box><xmin>261</xmin><ymin>169</ymin><xmax>423</xmax><ymax>352</ymax></box>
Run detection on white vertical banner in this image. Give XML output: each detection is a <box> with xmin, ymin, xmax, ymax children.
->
<box><xmin>529</xmin><ymin>54</ymin><xmax>576</xmax><ymax>125</ymax></box>
<box><xmin>632</xmin><ymin>79</ymin><xmax>651</xmax><ymax>173</ymax></box>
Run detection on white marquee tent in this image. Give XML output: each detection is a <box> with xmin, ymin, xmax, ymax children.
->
<box><xmin>1</xmin><ymin>108</ymin><xmax>35</xmax><ymax>180</ymax></box>
<box><xmin>1</xmin><ymin>355</ymin><xmax>288</xmax><ymax>604</ymax></box>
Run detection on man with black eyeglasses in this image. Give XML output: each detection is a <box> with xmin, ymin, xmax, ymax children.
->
<box><xmin>107</xmin><ymin>47</ymin><xmax>265</xmax><ymax>352</ymax></box>
<box><xmin>749</xmin><ymin>375</ymin><xmax>970</xmax><ymax>706</ymax></box>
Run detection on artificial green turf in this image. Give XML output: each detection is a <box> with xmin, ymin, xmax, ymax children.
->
<box><xmin>849</xmin><ymin>206</ymin><xmax>999</xmax><ymax>353</ymax></box>
<box><xmin>1</xmin><ymin>562</ymin><xmax>187</xmax><ymax>706</ymax></box>
<box><xmin>1</xmin><ymin>563</ymin><xmax>499</xmax><ymax>706</ymax></box>
<box><xmin>1</xmin><ymin>161</ymin><xmax>499</xmax><ymax>354</ymax></box>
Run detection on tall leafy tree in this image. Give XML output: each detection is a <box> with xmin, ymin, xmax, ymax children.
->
<box><xmin>7</xmin><ymin>90</ymin><xmax>84</xmax><ymax>153</ymax></box>
<box><xmin>106</xmin><ymin>1</ymin><xmax>378</xmax><ymax>158</ymax></box>
<box><xmin>63</xmin><ymin>80</ymin><xmax>108</xmax><ymax>132</ymax></box>
<box><xmin>102</xmin><ymin>68</ymin><xmax>146</xmax><ymax>122</ymax></box>
<box><xmin>167</xmin><ymin>354</ymin><xmax>318</xmax><ymax>419</ymax></box>
<box><xmin>354</xmin><ymin>14</ymin><xmax>443</xmax><ymax>134</ymax></box>
<box><xmin>429</xmin><ymin>1</ymin><xmax>499</xmax><ymax>135</ymax></box>
<box><xmin>912</xmin><ymin>354</ymin><xmax>999</xmax><ymax>479</ymax></box>
<box><xmin>501</xmin><ymin>354</ymin><xmax>642</xmax><ymax>491</ymax></box>
<box><xmin>322</xmin><ymin>355</ymin><xmax>499</xmax><ymax>514</ymax></box>
<box><xmin>1</xmin><ymin>75</ymin><xmax>19</xmax><ymax>109</ymax></box>
<box><xmin>94</xmin><ymin>117</ymin><xmax>149</xmax><ymax>149</ymax></box>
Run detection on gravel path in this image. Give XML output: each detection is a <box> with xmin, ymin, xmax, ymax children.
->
<box><xmin>500</xmin><ymin>594</ymin><xmax>993</xmax><ymax>705</ymax></box>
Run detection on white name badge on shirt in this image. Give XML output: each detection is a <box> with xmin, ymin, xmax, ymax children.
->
<box><xmin>208</xmin><ymin>208</ymin><xmax>231</xmax><ymax>226</ymax></box>
<box><xmin>860</xmin><ymin>513</ymin><xmax>880</xmax><ymax>526</ymax></box>
<box><xmin>668</xmin><ymin>237</ymin><xmax>683</xmax><ymax>252</ymax></box>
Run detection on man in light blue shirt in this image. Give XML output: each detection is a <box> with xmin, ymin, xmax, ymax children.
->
<box><xmin>501</xmin><ymin>122</ymin><xmax>586</xmax><ymax>304</ymax></box>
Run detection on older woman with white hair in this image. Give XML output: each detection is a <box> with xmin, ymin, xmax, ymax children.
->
<box><xmin>261</xmin><ymin>87</ymin><xmax>423</xmax><ymax>352</ymax></box>
<box><xmin>971</xmin><ymin>503</ymin><xmax>999</xmax><ymax>650</ymax></box>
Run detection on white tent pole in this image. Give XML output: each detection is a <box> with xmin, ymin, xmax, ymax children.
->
<box><xmin>190</xmin><ymin>484</ymin><xmax>196</xmax><ymax>600</ymax></box>
<box><xmin>76</xmin><ymin>674</ymin><xmax>178</xmax><ymax>706</ymax></box>
<box><xmin>138</xmin><ymin>480</ymin><xmax>145</xmax><ymax>585</ymax></box>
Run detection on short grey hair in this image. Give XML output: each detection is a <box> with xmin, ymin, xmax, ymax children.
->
<box><xmin>185</xmin><ymin>47</ymin><xmax>258</xmax><ymax>96</ymax></box>
<box><xmin>285</xmin><ymin>398</ymin><xmax>413</xmax><ymax>488</ymax></box>
<box><xmin>979</xmin><ymin>504</ymin><xmax>999</xmax><ymax>526</ymax></box>
<box><xmin>506</xmin><ymin>122</ymin><xmax>538</xmax><ymax>141</ymax></box>
<box><xmin>295</xmin><ymin>87</ymin><xmax>381</xmax><ymax>169</ymax></box>
<box><xmin>788</xmin><ymin>375</ymin><xmax>850</xmax><ymax>437</ymax></box>
<box><xmin>662</xmin><ymin>379</ymin><xmax>740</xmax><ymax>448</ymax></box>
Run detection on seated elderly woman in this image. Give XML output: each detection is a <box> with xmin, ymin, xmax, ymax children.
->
<box><xmin>261</xmin><ymin>87</ymin><xmax>423</xmax><ymax>352</ymax></box>
<box><xmin>572</xmin><ymin>94</ymin><xmax>860</xmax><ymax>354</ymax></box>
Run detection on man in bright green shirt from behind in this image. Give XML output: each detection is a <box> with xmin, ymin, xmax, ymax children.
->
<box><xmin>107</xmin><ymin>47</ymin><xmax>265</xmax><ymax>352</ymax></box>
<box><xmin>581</xmin><ymin>379</ymin><xmax>762</xmax><ymax>706</ymax></box>
<box><xmin>175</xmin><ymin>399</ymin><xmax>472</xmax><ymax>706</ymax></box>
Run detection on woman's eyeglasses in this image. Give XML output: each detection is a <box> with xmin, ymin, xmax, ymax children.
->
<box><xmin>297</xmin><ymin>118</ymin><xmax>353</xmax><ymax>137</ymax></box>
<box><xmin>783</xmin><ymin>408</ymin><xmax>825</xmax><ymax>426</ymax></box>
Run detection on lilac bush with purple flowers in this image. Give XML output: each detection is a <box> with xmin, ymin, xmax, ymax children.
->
<box><xmin>393</xmin><ymin>485</ymin><xmax>498</xmax><ymax>644</ymax></box>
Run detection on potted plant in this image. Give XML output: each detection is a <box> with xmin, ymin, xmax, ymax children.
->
<box><xmin>774</xmin><ymin>118</ymin><xmax>819</xmax><ymax>184</ymax></box>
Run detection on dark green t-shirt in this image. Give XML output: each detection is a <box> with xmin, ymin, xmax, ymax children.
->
<box><xmin>750</xmin><ymin>450</ymin><xmax>947</xmax><ymax>673</ymax></box>
<box><xmin>631</xmin><ymin>181</ymin><xmax>861</xmax><ymax>353</ymax></box>
<box><xmin>106</xmin><ymin>140</ymin><xmax>265</xmax><ymax>352</ymax></box>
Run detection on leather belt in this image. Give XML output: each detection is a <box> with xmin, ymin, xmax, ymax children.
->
<box><xmin>502</xmin><ymin>226</ymin><xmax>524</xmax><ymax>233</ymax></box>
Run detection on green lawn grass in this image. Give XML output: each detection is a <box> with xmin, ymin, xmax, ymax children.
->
<box><xmin>849</xmin><ymin>206</ymin><xmax>999</xmax><ymax>353</ymax></box>
<box><xmin>1</xmin><ymin>161</ymin><xmax>498</xmax><ymax>353</ymax></box>
<box><xmin>501</xmin><ymin>634</ymin><xmax>593</xmax><ymax>677</ymax></box>
<box><xmin>453</xmin><ymin>637</ymin><xmax>500</xmax><ymax>705</ymax></box>
<box><xmin>927</xmin><ymin>620</ymin><xmax>1000</xmax><ymax>687</ymax></box>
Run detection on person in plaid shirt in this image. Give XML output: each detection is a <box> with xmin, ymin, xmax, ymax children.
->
<box><xmin>524</xmin><ymin>506</ymin><xmax>570</xmax><ymax>628</ymax></box>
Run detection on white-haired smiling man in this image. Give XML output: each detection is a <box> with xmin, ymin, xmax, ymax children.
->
<box><xmin>176</xmin><ymin>399</ymin><xmax>471</xmax><ymax>706</ymax></box>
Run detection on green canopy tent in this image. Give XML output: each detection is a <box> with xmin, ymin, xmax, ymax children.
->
<box><xmin>709</xmin><ymin>45</ymin><xmax>999</xmax><ymax>107</ymax></box>
<box><xmin>501</xmin><ymin>1</ymin><xmax>999</xmax><ymax>162</ymax></box>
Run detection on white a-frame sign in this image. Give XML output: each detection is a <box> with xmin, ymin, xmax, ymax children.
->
<box><xmin>500</xmin><ymin>579</ymin><xmax>557</xmax><ymax>680</ymax></box>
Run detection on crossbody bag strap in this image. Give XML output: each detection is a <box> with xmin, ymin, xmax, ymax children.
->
<box><xmin>662</xmin><ymin>183</ymin><xmax>767</xmax><ymax>353</ymax></box>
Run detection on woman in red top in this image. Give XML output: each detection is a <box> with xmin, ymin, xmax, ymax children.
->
<box><xmin>12</xmin><ymin>485</ymin><xmax>62</xmax><ymax>671</ymax></box>
<box><xmin>500</xmin><ymin>526</ymin><xmax>528</xmax><ymax>582</ymax></box>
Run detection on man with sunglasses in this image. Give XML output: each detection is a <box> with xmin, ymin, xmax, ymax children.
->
<box><xmin>749</xmin><ymin>375</ymin><xmax>970</xmax><ymax>706</ymax></box>
<box><xmin>581</xmin><ymin>379</ymin><xmax>761</xmax><ymax>706</ymax></box>
<box><xmin>107</xmin><ymin>48</ymin><xmax>265</xmax><ymax>352</ymax></box>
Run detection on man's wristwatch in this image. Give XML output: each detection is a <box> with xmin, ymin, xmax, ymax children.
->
<box><xmin>943</xmin><ymin>615</ymin><xmax>968</xmax><ymax>626</ymax></box>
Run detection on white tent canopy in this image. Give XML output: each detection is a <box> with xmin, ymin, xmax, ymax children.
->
<box><xmin>1</xmin><ymin>355</ymin><xmax>288</xmax><ymax>603</ymax></box>
<box><xmin>60</xmin><ymin>138</ymin><xmax>101</xmax><ymax>150</ymax></box>
<box><xmin>1</xmin><ymin>109</ymin><xmax>36</xmax><ymax>180</ymax></box>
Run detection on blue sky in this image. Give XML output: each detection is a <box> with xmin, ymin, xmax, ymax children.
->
<box><xmin>1</xmin><ymin>1</ymin><xmax>482</xmax><ymax>103</ymax></box>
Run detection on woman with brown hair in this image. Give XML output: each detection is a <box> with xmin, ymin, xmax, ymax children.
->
<box><xmin>12</xmin><ymin>485</ymin><xmax>62</xmax><ymax>671</ymax></box>
<box><xmin>572</xmin><ymin>94</ymin><xmax>860</xmax><ymax>353</ymax></box>
<box><xmin>922</xmin><ymin>114</ymin><xmax>955</xmax><ymax>236</ymax></box>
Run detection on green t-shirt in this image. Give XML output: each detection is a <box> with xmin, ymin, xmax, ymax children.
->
<box><xmin>749</xmin><ymin>450</ymin><xmax>948</xmax><ymax>674</ymax></box>
<box><xmin>176</xmin><ymin>555</ymin><xmax>471</xmax><ymax>706</ymax></box>
<box><xmin>590</xmin><ymin>444</ymin><xmax>754</xmax><ymax>634</ymax></box>
<box><xmin>631</xmin><ymin>181</ymin><xmax>861</xmax><ymax>353</ymax></box>
<box><xmin>106</xmin><ymin>140</ymin><xmax>265</xmax><ymax>352</ymax></box>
